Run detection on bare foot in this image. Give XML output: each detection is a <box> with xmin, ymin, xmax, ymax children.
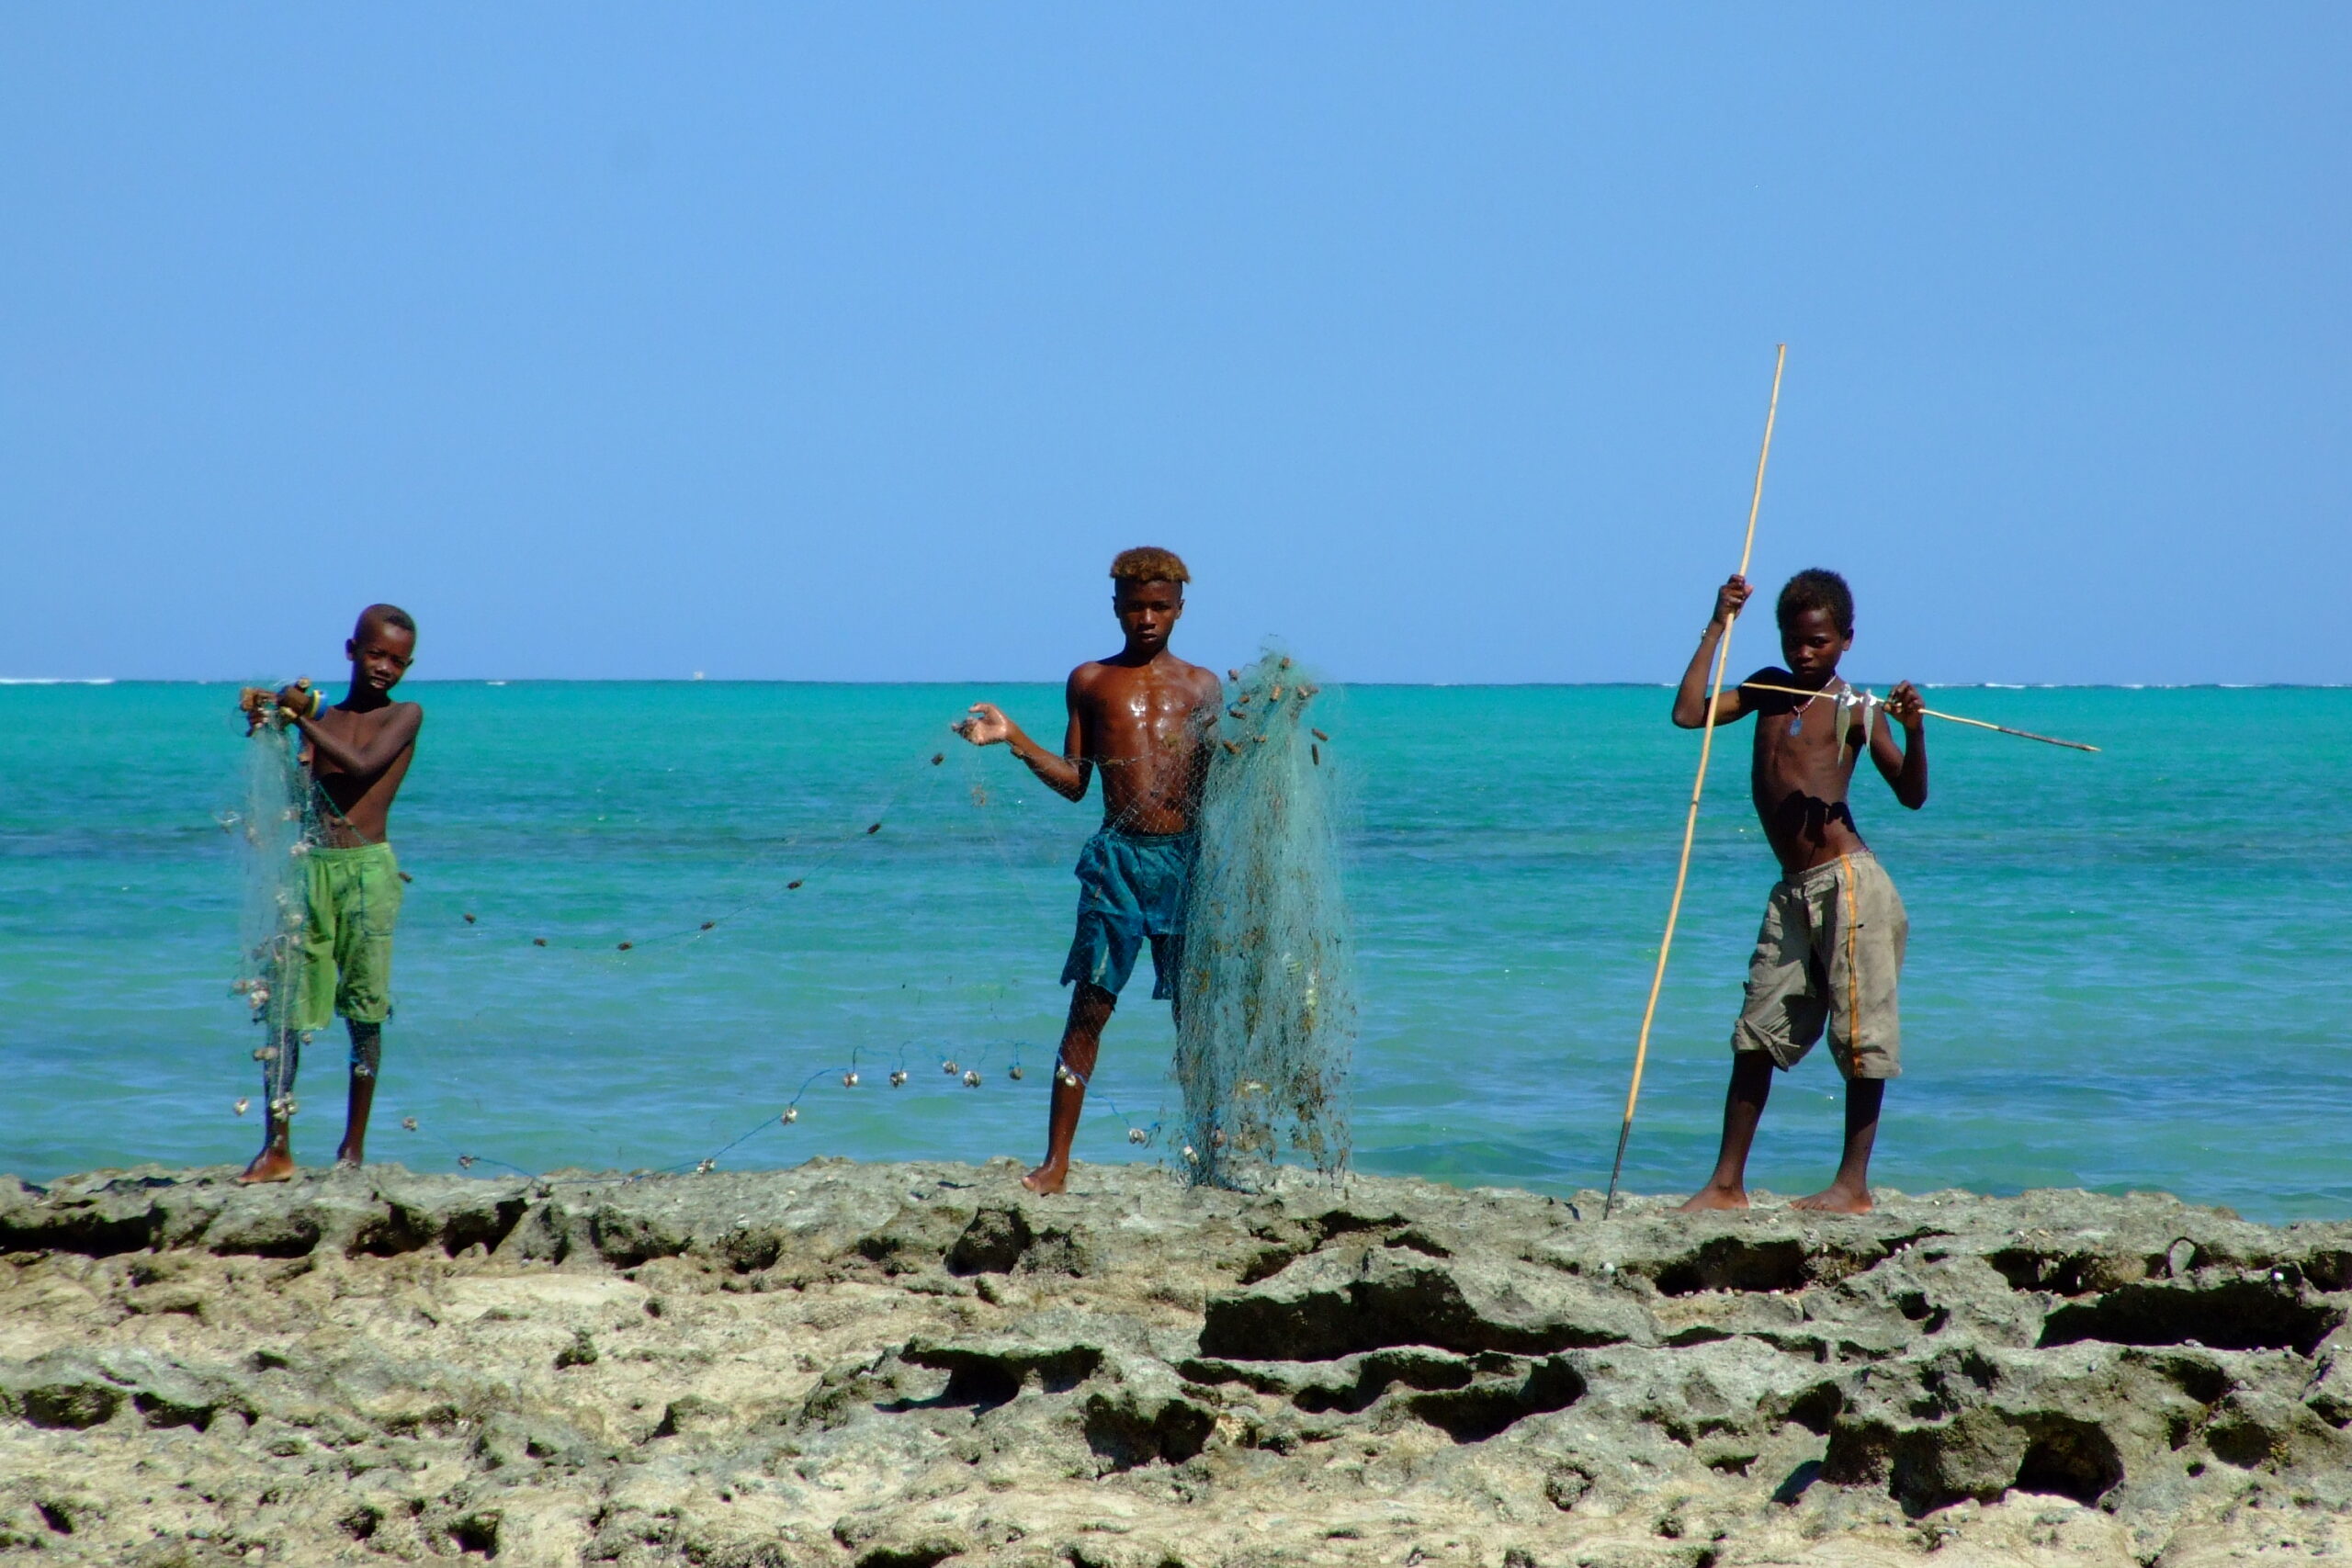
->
<box><xmin>334</xmin><ymin>1149</ymin><xmax>365</xmax><ymax>1169</ymax></box>
<box><xmin>238</xmin><ymin>1147</ymin><xmax>297</xmax><ymax>1184</ymax></box>
<box><xmin>1676</xmin><ymin>1183</ymin><xmax>1750</xmax><ymax>1213</ymax></box>
<box><xmin>1020</xmin><ymin>1161</ymin><xmax>1068</xmax><ymax>1195</ymax></box>
<box><xmin>1790</xmin><ymin>1184</ymin><xmax>1872</xmax><ymax>1214</ymax></box>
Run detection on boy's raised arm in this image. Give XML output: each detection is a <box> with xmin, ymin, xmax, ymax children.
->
<box><xmin>957</xmin><ymin>674</ymin><xmax>1092</xmax><ymax>802</ymax></box>
<box><xmin>1869</xmin><ymin>682</ymin><xmax>1929</xmax><ymax>809</ymax></box>
<box><xmin>1671</xmin><ymin>576</ymin><xmax>1758</xmax><ymax>729</ymax></box>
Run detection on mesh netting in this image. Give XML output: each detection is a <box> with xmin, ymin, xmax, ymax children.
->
<box><xmin>230</xmin><ymin>714</ymin><xmax>317</xmax><ymax>1101</ymax></box>
<box><xmin>1173</xmin><ymin>649</ymin><xmax>1353</xmax><ymax>1187</ymax></box>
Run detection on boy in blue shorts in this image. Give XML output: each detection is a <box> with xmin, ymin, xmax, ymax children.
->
<box><xmin>958</xmin><ymin>548</ymin><xmax>1220</xmax><ymax>1193</ymax></box>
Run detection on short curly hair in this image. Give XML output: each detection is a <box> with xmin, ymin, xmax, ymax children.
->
<box><xmin>1110</xmin><ymin>547</ymin><xmax>1191</xmax><ymax>586</ymax></box>
<box><xmin>1776</xmin><ymin>569</ymin><xmax>1854</xmax><ymax>637</ymax></box>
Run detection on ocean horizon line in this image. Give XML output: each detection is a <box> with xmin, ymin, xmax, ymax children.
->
<box><xmin>4</xmin><ymin>676</ymin><xmax>2347</xmax><ymax>692</ymax></box>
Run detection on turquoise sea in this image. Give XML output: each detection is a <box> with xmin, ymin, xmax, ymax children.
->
<box><xmin>2</xmin><ymin>682</ymin><xmax>2346</xmax><ymax>1220</ymax></box>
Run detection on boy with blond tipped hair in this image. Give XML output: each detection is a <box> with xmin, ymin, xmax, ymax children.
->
<box><xmin>958</xmin><ymin>547</ymin><xmax>1221</xmax><ymax>1193</ymax></box>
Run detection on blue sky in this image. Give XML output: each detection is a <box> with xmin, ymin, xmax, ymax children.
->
<box><xmin>3</xmin><ymin>6</ymin><xmax>2345</xmax><ymax>683</ymax></box>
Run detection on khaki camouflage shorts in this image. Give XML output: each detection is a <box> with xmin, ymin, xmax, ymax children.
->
<box><xmin>1732</xmin><ymin>850</ymin><xmax>1906</xmax><ymax>1080</ymax></box>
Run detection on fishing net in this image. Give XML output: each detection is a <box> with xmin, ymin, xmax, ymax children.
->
<box><xmin>1173</xmin><ymin>650</ymin><xmax>1353</xmax><ymax>1186</ymax></box>
<box><xmin>228</xmin><ymin>708</ymin><xmax>318</xmax><ymax>1114</ymax></box>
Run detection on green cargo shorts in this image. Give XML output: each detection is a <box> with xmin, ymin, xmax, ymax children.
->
<box><xmin>1732</xmin><ymin>850</ymin><xmax>1906</xmax><ymax>1081</ymax></box>
<box><xmin>296</xmin><ymin>841</ymin><xmax>403</xmax><ymax>1032</ymax></box>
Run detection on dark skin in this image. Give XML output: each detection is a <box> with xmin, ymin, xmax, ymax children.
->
<box><xmin>1670</xmin><ymin>574</ymin><xmax>1927</xmax><ymax>1215</ymax></box>
<box><xmin>234</xmin><ymin>610</ymin><xmax>422</xmax><ymax>1182</ymax></box>
<box><xmin>957</xmin><ymin>578</ymin><xmax>1220</xmax><ymax>1194</ymax></box>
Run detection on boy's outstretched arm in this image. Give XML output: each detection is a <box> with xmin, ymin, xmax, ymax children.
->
<box><xmin>957</xmin><ymin>675</ymin><xmax>1092</xmax><ymax>803</ymax></box>
<box><xmin>278</xmin><ymin>691</ymin><xmax>424</xmax><ymax>782</ymax></box>
<box><xmin>1870</xmin><ymin>682</ymin><xmax>1929</xmax><ymax>808</ymax></box>
<box><xmin>1671</xmin><ymin>576</ymin><xmax>1759</xmax><ymax>729</ymax></box>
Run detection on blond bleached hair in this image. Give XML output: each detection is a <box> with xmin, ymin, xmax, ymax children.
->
<box><xmin>1110</xmin><ymin>546</ymin><xmax>1191</xmax><ymax>585</ymax></box>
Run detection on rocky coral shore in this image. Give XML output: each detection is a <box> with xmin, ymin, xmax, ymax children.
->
<box><xmin>1</xmin><ymin>1159</ymin><xmax>2346</xmax><ymax>1566</ymax></box>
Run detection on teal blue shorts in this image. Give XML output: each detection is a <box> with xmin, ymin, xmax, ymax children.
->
<box><xmin>1061</xmin><ymin>827</ymin><xmax>1195</xmax><ymax>1000</ymax></box>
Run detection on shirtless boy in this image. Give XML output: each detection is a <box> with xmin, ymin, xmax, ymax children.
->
<box><xmin>235</xmin><ymin>605</ymin><xmax>424</xmax><ymax>1183</ymax></box>
<box><xmin>957</xmin><ymin>547</ymin><xmax>1220</xmax><ymax>1195</ymax></box>
<box><xmin>1673</xmin><ymin>570</ymin><xmax>1927</xmax><ymax>1214</ymax></box>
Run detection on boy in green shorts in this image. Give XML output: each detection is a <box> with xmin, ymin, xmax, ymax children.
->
<box><xmin>236</xmin><ymin>605</ymin><xmax>423</xmax><ymax>1182</ymax></box>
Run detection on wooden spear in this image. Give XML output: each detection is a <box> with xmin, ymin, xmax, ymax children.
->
<box><xmin>1735</xmin><ymin>681</ymin><xmax>2099</xmax><ymax>751</ymax></box>
<box><xmin>1603</xmin><ymin>345</ymin><xmax>1787</xmax><ymax>1220</ymax></box>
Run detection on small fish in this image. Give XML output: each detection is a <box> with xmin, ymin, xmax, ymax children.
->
<box><xmin>462</xmin><ymin>912</ymin><xmax>476</xmax><ymax>924</ymax></box>
<box><xmin>700</xmin><ymin>920</ymin><xmax>716</xmax><ymax>931</ymax></box>
<box><xmin>865</xmin><ymin>823</ymin><xmax>881</xmax><ymax>835</ymax></box>
<box><xmin>930</xmin><ymin>752</ymin><xmax>944</xmax><ymax>765</ymax></box>
<box><xmin>1311</xmin><ymin>728</ymin><xmax>1329</xmax><ymax>742</ymax></box>
<box><xmin>1311</xmin><ymin>745</ymin><xmax>1320</xmax><ymax>766</ymax></box>
<box><xmin>401</xmin><ymin>1117</ymin><xmax>418</xmax><ymax>1132</ymax></box>
<box><xmin>787</xmin><ymin>879</ymin><xmax>804</xmax><ymax>890</ymax></box>
<box><xmin>1270</xmin><ymin>684</ymin><xmax>1283</xmax><ymax>701</ymax></box>
<box><xmin>616</xmin><ymin>941</ymin><xmax>633</xmax><ymax>952</ymax></box>
<box><xmin>533</xmin><ymin>937</ymin><xmax>548</xmax><ymax>947</ymax></box>
<box><xmin>398</xmin><ymin>871</ymin><xmax>414</xmax><ymax>884</ymax></box>
<box><xmin>234</xmin><ymin>1098</ymin><xmax>250</xmax><ymax>1117</ymax></box>
<box><xmin>1222</xmin><ymin>740</ymin><xmax>1241</xmax><ymax>755</ymax></box>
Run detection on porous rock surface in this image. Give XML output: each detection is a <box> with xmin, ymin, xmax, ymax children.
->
<box><xmin>0</xmin><ymin>1159</ymin><xmax>2346</xmax><ymax>1566</ymax></box>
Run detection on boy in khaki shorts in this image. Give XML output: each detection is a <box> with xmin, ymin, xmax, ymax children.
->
<box><xmin>236</xmin><ymin>605</ymin><xmax>423</xmax><ymax>1182</ymax></box>
<box><xmin>1670</xmin><ymin>570</ymin><xmax>1928</xmax><ymax>1214</ymax></box>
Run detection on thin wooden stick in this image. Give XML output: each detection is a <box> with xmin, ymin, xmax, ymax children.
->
<box><xmin>1736</xmin><ymin>682</ymin><xmax>2099</xmax><ymax>752</ymax></box>
<box><xmin>1603</xmin><ymin>344</ymin><xmax>1786</xmax><ymax>1220</ymax></box>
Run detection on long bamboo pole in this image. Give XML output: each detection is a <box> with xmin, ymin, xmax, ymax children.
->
<box><xmin>1734</xmin><ymin>681</ymin><xmax>2099</xmax><ymax>752</ymax></box>
<box><xmin>1602</xmin><ymin>344</ymin><xmax>1786</xmax><ymax>1220</ymax></box>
